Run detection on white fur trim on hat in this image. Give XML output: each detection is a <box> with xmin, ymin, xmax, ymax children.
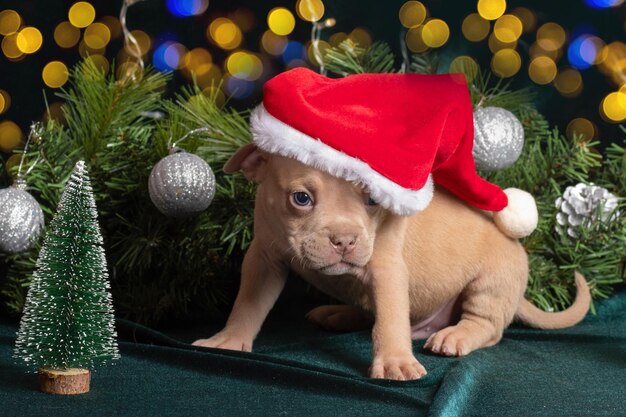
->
<box><xmin>251</xmin><ymin>104</ymin><xmax>434</xmax><ymax>216</ymax></box>
<box><xmin>493</xmin><ymin>188</ymin><xmax>538</xmax><ymax>238</ymax></box>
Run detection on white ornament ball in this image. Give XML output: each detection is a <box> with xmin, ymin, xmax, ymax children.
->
<box><xmin>473</xmin><ymin>106</ymin><xmax>525</xmax><ymax>171</ymax></box>
<box><xmin>0</xmin><ymin>180</ymin><xmax>45</xmax><ymax>254</ymax></box>
<box><xmin>148</xmin><ymin>150</ymin><xmax>216</xmax><ymax>218</ymax></box>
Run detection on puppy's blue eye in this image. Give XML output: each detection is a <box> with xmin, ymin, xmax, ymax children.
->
<box><xmin>292</xmin><ymin>192</ymin><xmax>312</xmax><ymax>206</ymax></box>
<box><xmin>366</xmin><ymin>196</ymin><xmax>378</xmax><ymax>206</ymax></box>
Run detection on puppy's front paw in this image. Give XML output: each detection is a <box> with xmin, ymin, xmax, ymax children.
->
<box><xmin>192</xmin><ymin>330</ymin><xmax>252</xmax><ymax>352</ymax></box>
<box><xmin>369</xmin><ymin>353</ymin><xmax>427</xmax><ymax>381</ymax></box>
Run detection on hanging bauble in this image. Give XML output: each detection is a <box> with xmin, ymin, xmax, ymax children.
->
<box><xmin>472</xmin><ymin>106</ymin><xmax>525</xmax><ymax>171</ymax></box>
<box><xmin>0</xmin><ymin>178</ymin><xmax>45</xmax><ymax>254</ymax></box>
<box><xmin>555</xmin><ymin>183</ymin><xmax>620</xmax><ymax>238</ymax></box>
<box><xmin>148</xmin><ymin>149</ymin><xmax>216</xmax><ymax>218</ymax></box>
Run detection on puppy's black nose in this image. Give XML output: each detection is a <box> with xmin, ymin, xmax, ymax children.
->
<box><xmin>329</xmin><ymin>234</ymin><xmax>357</xmax><ymax>255</ymax></box>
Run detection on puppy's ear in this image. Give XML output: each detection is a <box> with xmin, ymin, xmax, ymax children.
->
<box><xmin>223</xmin><ymin>143</ymin><xmax>269</xmax><ymax>182</ymax></box>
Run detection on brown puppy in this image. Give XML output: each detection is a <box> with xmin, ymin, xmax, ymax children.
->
<box><xmin>193</xmin><ymin>144</ymin><xmax>590</xmax><ymax>381</ymax></box>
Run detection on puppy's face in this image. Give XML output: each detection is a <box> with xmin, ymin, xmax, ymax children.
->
<box><xmin>226</xmin><ymin>145</ymin><xmax>386</xmax><ymax>277</ymax></box>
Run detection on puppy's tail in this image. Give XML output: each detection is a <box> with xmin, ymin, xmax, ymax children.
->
<box><xmin>515</xmin><ymin>272</ymin><xmax>591</xmax><ymax>329</ymax></box>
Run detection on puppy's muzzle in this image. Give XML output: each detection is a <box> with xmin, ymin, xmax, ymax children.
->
<box><xmin>329</xmin><ymin>233</ymin><xmax>357</xmax><ymax>255</ymax></box>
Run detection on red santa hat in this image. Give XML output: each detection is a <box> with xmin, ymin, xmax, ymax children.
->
<box><xmin>251</xmin><ymin>68</ymin><xmax>537</xmax><ymax>238</ymax></box>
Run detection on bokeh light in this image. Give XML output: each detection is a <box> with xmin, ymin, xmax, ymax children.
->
<box><xmin>329</xmin><ymin>32</ymin><xmax>348</xmax><ymax>47</ymax></box>
<box><xmin>0</xmin><ymin>90</ymin><xmax>9</xmax><ymax>114</ymax></box>
<box><xmin>422</xmin><ymin>19</ymin><xmax>449</xmax><ymax>48</ymax></box>
<box><xmin>267</xmin><ymin>8</ymin><xmax>295</xmax><ymax>36</ymax></box>
<box><xmin>224</xmin><ymin>76</ymin><xmax>255</xmax><ymax>99</ymax></box>
<box><xmin>529</xmin><ymin>41</ymin><xmax>562</xmax><ymax>61</ymax></box>
<box><xmin>42</xmin><ymin>102</ymin><xmax>66</xmax><ymax>125</ymax></box>
<box><xmin>601</xmin><ymin>91</ymin><xmax>626</xmax><ymax>122</ymax></box>
<box><xmin>568</xmin><ymin>34</ymin><xmax>604</xmax><ymax>70</ymax></box>
<box><xmin>488</xmin><ymin>32</ymin><xmax>516</xmax><ymax>53</ymax></box>
<box><xmin>54</xmin><ymin>22</ymin><xmax>81</xmax><ymax>48</ymax></box>
<box><xmin>261</xmin><ymin>30</ymin><xmax>288</xmax><ymax>55</ymax></box>
<box><xmin>153</xmin><ymin>41</ymin><xmax>187</xmax><ymax>71</ymax></box>
<box><xmin>230</xmin><ymin>8</ymin><xmax>256</xmax><ymax>33</ymax></box>
<box><xmin>226</xmin><ymin>51</ymin><xmax>263</xmax><ymax>81</ymax></box>
<box><xmin>449</xmin><ymin>55</ymin><xmax>479</xmax><ymax>83</ymax></box>
<box><xmin>5</xmin><ymin>153</ymin><xmax>22</xmax><ymax>175</ymax></box>
<box><xmin>69</xmin><ymin>2</ymin><xmax>96</xmax><ymax>28</ymax></box>
<box><xmin>462</xmin><ymin>13</ymin><xmax>490</xmax><ymax>42</ymax></box>
<box><xmin>0</xmin><ymin>121</ymin><xmax>23</xmax><ymax>151</ymax></box>
<box><xmin>511</xmin><ymin>7</ymin><xmax>536</xmax><ymax>33</ymax></box>
<box><xmin>494</xmin><ymin>14</ymin><xmax>522</xmax><ymax>43</ymax></box>
<box><xmin>537</xmin><ymin>23</ymin><xmax>566</xmax><ymax>52</ymax></box>
<box><xmin>16</xmin><ymin>27</ymin><xmax>43</xmax><ymax>54</ymax></box>
<box><xmin>528</xmin><ymin>56</ymin><xmax>557</xmax><ymax>85</ymax></box>
<box><xmin>350</xmin><ymin>28</ymin><xmax>372</xmax><ymax>48</ymax></box>
<box><xmin>307</xmin><ymin>39</ymin><xmax>331</xmax><ymax>65</ymax></box>
<box><xmin>116</xmin><ymin>61</ymin><xmax>143</xmax><ymax>83</ymax></box>
<box><xmin>166</xmin><ymin>0</ymin><xmax>209</xmax><ymax>17</ymax></box>
<box><xmin>405</xmin><ymin>26</ymin><xmax>428</xmax><ymax>53</ymax></box>
<box><xmin>477</xmin><ymin>0</ymin><xmax>507</xmax><ymax>21</ymax></box>
<box><xmin>85</xmin><ymin>54</ymin><xmax>110</xmax><ymax>74</ymax></box>
<box><xmin>208</xmin><ymin>17</ymin><xmax>242</xmax><ymax>50</ymax></box>
<box><xmin>566</xmin><ymin>117</ymin><xmax>595</xmax><ymax>140</ymax></box>
<box><xmin>182</xmin><ymin>47</ymin><xmax>212</xmax><ymax>77</ymax></box>
<box><xmin>491</xmin><ymin>48</ymin><xmax>521</xmax><ymax>77</ymax></box>
<box><xmin>125</xmin><ymin>30</ymin><xmax>152</xmax><ymax>57</ymax></box>
<box><xmin>84</xmin><ymin>22</ymin><xmax>111</xmax><ymax>49</ymax></box>
<box><xmin>554</xmin><ymin>68</ymin><xmax>583</xmax><ymax>97</ymax></box>
<box><xmin>585</xmin><ymin>0</ymin><xmax>625</xmax><ymax>8</ymax></box>
<box><xmin>42</xmin><ymin>61</ymin><xmax>69</xmax><ymax>88</ymax></box>
<box><xmin>0</xmin><ymin>10</ymin><xmax>21</xmax><ymax>36</ymax></box>
<box><xmin>100</xmin><ymin>16</ymin><xmax>122</xmax><ymax>40</ymax></box>
<box><xmin>2</xmin><ymin>33</ymin><xmax>23</xmax><ymax>60</ymax></box>
<box><xmin>78</xmin><ymin>39</ymin><xmax>105</xmax><ymax>58</ymax></box>
<box><xmin>597</xmin><ymin>41</ymin><xmax>626</xmax><ymax>85</ymax></box>
<box><xmin>201</xmin><ymin>86</ymin><xmax>225</xmax><ymax>108</ymax></box>
<box><xmin>296</xmin><ymin>0</ymin><xmax>325</xmax><ymax>23</ymax></box>
<box><xmin>282</xmin><ymin>41</ymin><xmax>306</xmax><ymax>65</ymax></box>
<box><xmin>399</xmin><ymin>1</ymin><xmax>427</xmax><ymax>29</ymax></box>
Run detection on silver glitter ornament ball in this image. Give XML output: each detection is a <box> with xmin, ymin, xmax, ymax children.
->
<box><xmin>0</xmin><ymin>179</ymin><xmax>45</xmax><ymax>254</ymax></box>
<box><xmin>148</xmin><ymin>150</ymin><xmax>216</xmax><ymax>218</ymax></box>
<box><xmin>473</xmin><ymin>106</ymin><xmax>525</xmax><ymax>171</ymax></box>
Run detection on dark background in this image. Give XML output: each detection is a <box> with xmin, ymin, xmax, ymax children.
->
<box><xmin>1</xmin><ymin>0</ymin><xmax>625</xmax><ymax>153</ymax></box>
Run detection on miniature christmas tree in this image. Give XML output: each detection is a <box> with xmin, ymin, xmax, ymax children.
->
<box><xmin>14</xmin><ymin>160</ymin><xmax>119</xmax><ymax>395</ymax></box>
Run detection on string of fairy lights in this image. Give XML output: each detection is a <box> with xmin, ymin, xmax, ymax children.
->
<box><xmin>0</xmin><ymin>0</ymin><xmax>625</xmax><ymax>155</ymax></box>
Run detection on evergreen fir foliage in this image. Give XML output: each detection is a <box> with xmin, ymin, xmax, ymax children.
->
<box><xmin>1</xmin><ymin>44</ymin><xmax>625</xmax><ymax>323</ymax></box>
<box><xmin>14</xmin><ymin>161</ymin><xmax>119</xmax><ymax>369</ymax></box>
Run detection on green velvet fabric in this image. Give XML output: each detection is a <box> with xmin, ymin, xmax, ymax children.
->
<box><xmin>1</xmin><ymin>291</ymin><xmax>625</xmax><ymax>416</ymax></box>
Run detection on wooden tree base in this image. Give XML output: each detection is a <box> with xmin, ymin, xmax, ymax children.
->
<box><xmin>38</xmin><ymin>368</ymin><xmax>90</xmax><ymax>395</ymax></box>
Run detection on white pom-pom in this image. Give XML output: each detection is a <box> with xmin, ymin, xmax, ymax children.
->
<box><xmin>493</xmin><ymin>188</ymin><xmax>538</xmax><ymax>239</ymax></box>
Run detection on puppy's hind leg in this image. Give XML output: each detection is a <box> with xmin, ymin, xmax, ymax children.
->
<box><xmin>424</xmin><ymin>253</ymin><xmax>527</xmax><ymax>357</ymax></box>
<box><xmin>306</xmin><ymin>305</ymin><xmax>374</xmax><ymax>332</ymax></box>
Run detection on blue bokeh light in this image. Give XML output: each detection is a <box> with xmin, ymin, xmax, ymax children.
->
<box><xmin>166</xmin><ymin>0</ymin><xmax>208</xmax><ymax>17</ymax></box>
<box><xmin>153</xmin><ymin>41</ymin><xmax>183</xmax><ymax>72</ymax></box>
<box><xmin>584</xmin><ymin>0</ymin><xmax>622</xmax><ymax>8</ymax></box>
<box><xmin>226</xmin><ymin>77</ymin><xmax>255</xmax><ymax>99</ymax></box>
<box><xmin>281</xmin><ymin>41</ymin><xmax>306</xmax><ymax>65</ymax></box>
<box><xmin>568</xmin><ymin>34</ymin><xmax>601</xmax><ymax>70</ymax></box>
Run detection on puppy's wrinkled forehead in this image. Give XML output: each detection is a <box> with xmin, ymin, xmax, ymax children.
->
<box><xmin>268</xmin><ymin>155</ymin><xmax>358</xmax><ymax>193</ymax></box>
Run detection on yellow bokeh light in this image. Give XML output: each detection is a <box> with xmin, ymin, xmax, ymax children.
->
<box><xmin>512</xmin><ymin>7</ymin><xmax>536</xmax><ymax>33</ymax></box>
<box><xmin>182</xmin><ymin>48</ymin><xmax>212</xmax><ymax>72</ymax></box>
<box><xmin>125</xmin><ymin>30</ymin><xmax>151</xmax><ymax>56</ymax></box>
<box><xmin>405</xmin><ymin>26</ymin><xmax>428</xmax><ymax>53</ymax></box>
<box><xmin>529</xmin><ymin>41</ymin><xmax>561</xmax><ymax>61</ymax></box>
<box><xmin>54</xmin><ymin>21</ymin><xmax>80</xmax><ymax>48</ymax></box>
<box><xmin>422</xmin><ymin>19</ymin><xmax>449</xmax><ymax>48</ymax></box>
<box><xmin>226</xmin><ymin>51</ymin><xmax>263</xmax><ymax>81</ymax></box>
<box><xmin>16</xmin><ymin>27</ymin><xmax>43</xmax><ymax>54</ymax></box>
<box><xmin>1</xmin><ymin>33</ymin><xmax>22</xmax><ymax>59</ymax></box>
<box><xmin>100</xmin><ymin>16</ymin><xmax>122</xmax><ymax>39</ymax></box>
<box><xmin>329</xmin><ymin>32</ymin><xmax>348</xmax><ymax>47</ymax></box>
<box><xmin>477</xmin><ymin>0</ymin><xmax>506</xmax><ymax>21</ymax></box>
<box><xmin>488</xmin><ymin>32</ymin><xmax>516</xmax><ymax>53</ymax></box>
<box><xmin>0</xmin><ymin>121</ymin><xmax>23</xmax><ymax>151</ymax></box>
<box><xmin>84</xmin><ymin>22</ymin><xmax>111</xmax><ymax>49</ymax></box>
<box><xmin>494</xmin><ymin>14</ymin><xmax>522</xmax><ymax>43</ymax></box>
<box><xmin>350</xmin><ymin>28</ymin><xmax>372</xmax><ymax>49</ymax></box>
<box><xmin>5</xmin><ymin>153</ymin><xmax>22</xmax><ymax>175</ymax></box>
<box><xmin>261</xmin><ymin>30</ymin><xmax>288</xmax><ymax>55</ymax></box>
<box><xmin>201</xmin><ymin>86</ymin><xmax>226</xmax><ymax>108</ymax></box>
<box><xmin>601</xmin><ymin>91</ymin><xmax>626</xmax><ymax>122</ymax></box>
<box><xmin>0</xmin><ymin>10</ymin><xmax>21</xmax><ymax>36</ymax></box>
<box><xmin>399</xmin><ymin>1</ymin><xmax>427</xmax><ymax>28</ymax></box>
<box><xmin>296</xmin><ymin>0</ymin><xmax>325</xmax><ymax>22</ymax></box>
<box><xmin>195</xmin><ymin>64</ymin><xmax>222</xmax><ymax>89</ymax></box>
<box><xmin>491</xmin><ymin>48</ymin><xmax>521</xmax><ymax>78</ymax></box>
<box><xmin>307</xmin><ymin>39</ymin><xmax>330</xmax><ymax>65</ymax></box>
<box><xmin>537</xmin><ymin>23</ymin><xmax>566</xmax><ymax>51</ymax></box>
<box><xmin>0</xmin><ymin>90</ymin><xmax>10</xmax><ymax>115</ymax></box>
<box><xmin>208</xmin><ymin>18</ymin><xmax>242</xmax><ymax>50</ymax></box>
<box><xmin>566</xmin><ymin>118</ymin><xmax>595</xmax><ymax>141</ymax></box>
<box><xmin>528</xmin><ymin>56</ymin><xmax>557</xmax><ymax>85</ymax></box>
<box><xmin>42</xmin><ymin>102</ymin><xmax>66</xmax><ymax>125</ymax></box>
<box><xmin>85</xmin><ymin>54</ymin><xmax>109</xmax><ymax>74</ymax></box>
<box><xmin>116</xmin><ymin>61</ymin><xmax>143</xmax><ymax>83</ymax></box>
<box><xmin>267</xmin><ymin>7</ymin><xmax>295</xmax><ymax>36</ymax></box>
<box><xmin>69</xmin><ymin>1</ymin><xmax>96</xmax><ymax>28</ymax></box>
<box><xmin>554</xmin><ymin>68</ymin><xmax>583</xmax><ymax>97</ymax></box>
<box><xmin>449</xmin><ymin>55</ymin><xmax>479</xmax><ymax>83</ymax></box>
<box><xmin>78</xmin><ymin>40</ymin><xmax>105</xmax><ymax>59</ymax></box>
<box><xmin>462</xmin><ymin>13</ymin><xmax>490</xmax><ymax>42</ymax></box>
<box><xmin>42</xmin><ymin>61</ymin><xmax>69</xmax><ymax>89</ymax></box>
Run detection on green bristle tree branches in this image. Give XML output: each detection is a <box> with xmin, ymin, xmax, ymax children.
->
<box><xmin>1</xmin><ymin>43</ymin><xmax>624</xmax><ymax>324</ymax></box>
